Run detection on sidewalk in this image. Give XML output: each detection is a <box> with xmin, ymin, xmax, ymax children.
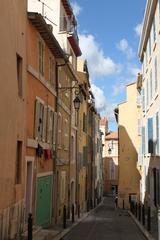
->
<box><xmin>128</xmin><ymin>210</ymin><xmax>158</xmax><ymax>240</ymax></box>
<box><xmin>22</xmin><ymin>204</ymin><xmax>102</xmax><ymax>240</ymax></box>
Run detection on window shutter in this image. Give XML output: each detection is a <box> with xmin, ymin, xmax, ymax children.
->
<box><xmin>52</xmin><ymin>112</ymin><xmax>57</xmax><ymax>147</ymax></box>
<box><xmin>39</xmin><ymin>103</ymin><xmax>44</xmax><ymax>140</ymax></box>
<box><xmin>148</xmin><ymin>118</ymin><xmax>153</xmax><ymax>153</ymax></box>
<box><xmin>47</xmin><ymin>108</ymin><xmax>51</xmax><ymax>143</ymax></box>
<box><xmin>142</xmin><ymin>126</ymin><xmax>146</xmax><ymax>154</ymax></box>
<box><xmin>156</xmin><ymin>112</ymin><xmax>159</xmax><ymax>155</ymax></box>
<box><xmin>47</xmin><ymin>109</ymin><xmax>54</xmax><ymax>143</ymax></box>
<box><xmin>42</xmin><ymin>106</ymin><xmax>47</xmax><ymax>142</ymax></box>
<box><xmin>34</xmin><ymin>99</ymin><xmax>40</xmax><ymax>140</ymax></box>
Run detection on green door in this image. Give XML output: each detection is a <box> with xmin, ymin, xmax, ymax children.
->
<box><xmin>35</xmin><ymin>175</ymin><xmax>53</xmax><ymax>227</ymax></box>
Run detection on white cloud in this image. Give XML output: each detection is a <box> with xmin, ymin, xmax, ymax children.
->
<box><xmin>134</xmin><ymin>22</ymin><xmax>143</xmax><ymax>37</ymax></box>
<box><xmin>91</xmin><ymin>84</ymin><xmax>106</xmax><ymax>112</ymax></box>
<box><xmin>71</xmin><ymin>2</ymin><xmax>82</xmax><ymax>17</ymax></box>
<box><xmin>128</xmin><ymin>64</ymin><xmax>141</xmax><ymax>77</ymax></box>
<box><xmin>91</xmin><ymin>84</ymin><xmax>116</xmax><ymax>122</ymax></box>
<box><xmin>79</xmin><ymin>34</ymin><xmax>121</xmax><ymax>79</ymax></box>
<box><xmin>116</xmin><ymin>38</ymin><xmax>135</xmax><ymax>59</ymax></box>
<box><xmin>113</xmin><ymin>83</ymin><xmax>125</xmax><ymax>96</ymax></box>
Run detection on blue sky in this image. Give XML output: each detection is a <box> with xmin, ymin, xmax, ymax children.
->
<box><xmin>71</xmin><ymin>0</ymin><xmax>146</xmax><ymax>131</ymax></box>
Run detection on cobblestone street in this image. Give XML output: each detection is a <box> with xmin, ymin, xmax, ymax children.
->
<box><xmin>62</xmin><ymin>197</ymin><xmax>146</xmax><ymax>240</ymax></box>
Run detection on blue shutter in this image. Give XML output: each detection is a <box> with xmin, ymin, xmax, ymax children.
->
<box><xmin>153</xmin><ymin>17</ymin><xmax>156</xmax><ymax>42</ymax></box>
<box><xmin>148</xmin><ymin>118</ymin><xmax>153</xmax><ymax>153</ymax></box>
<box><xmin>142</xmin><ymin>126</ymin><xmax>145</xmax><ymax>154</ymax></box>
<box><xmin>156</xmin><ymin>113</ymin><xmax>159</xmax><ymax>155</ymax></box>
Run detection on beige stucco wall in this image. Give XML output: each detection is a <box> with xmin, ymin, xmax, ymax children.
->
<box><xmin>0</xmin><ymin>1</ymin><xmax>27</xmax><ymax>239</ymax></box>
<box><xmin>103</xmin><ymin>137</ymin><xmax>118</xmax><ymax>194</ymax></box>
<box><xmin>118</xmin><ymin>82</ymin><xmax>141</xmax><ymax>208</ymax></box>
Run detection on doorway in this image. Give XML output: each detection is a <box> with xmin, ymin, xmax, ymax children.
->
<box><xmin>25</xmin><ymin>160</ymin><xmax>33</xmax><ymax>220</ymax></box>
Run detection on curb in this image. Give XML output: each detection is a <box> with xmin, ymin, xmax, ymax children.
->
<box><xmin>53</xmin><ymin>201</ymin><xmax>103</xmax><ymax>240</ymax></box>
<box><xmin>128</xmin><ymin>211</ymin><xmax>156</xmax><ymax>240</ymax></box>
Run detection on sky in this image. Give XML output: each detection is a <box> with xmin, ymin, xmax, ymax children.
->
<box><xmin>71</xmin><ymin>0</ymin><xmax>146</xmax><ymax>131</ymax></box>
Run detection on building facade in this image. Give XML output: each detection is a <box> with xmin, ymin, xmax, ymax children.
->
<box><xmin>116</xmin><ymin>82</ymin><xmax>141</xmax><ymax>208</ymax></box>
<box><xmin>0</xmin><ymin>1</ymin><xmax>27</xmax><ymax>239</ymax></box>
<box><xmin>138</xmin><ymin>0</ymin><xmax>160</xmax><ymax>210</ymax></box>
<box><xmin>103</xmin><ymin>132</ymin><xmax>118</xmax><ymax>195</ymax></box>
<box><xmin>0</xmin><ymin>1</ymin><xmax>103</xmax><ymax>238</ymax></box>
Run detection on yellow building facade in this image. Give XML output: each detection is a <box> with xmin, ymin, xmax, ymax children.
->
<box><xmin>77</xmin><ymin>60</ymin><xmax>90</xmax><ymax>212</ymax></box>
<box><xmin>116</xmin><ymin>81</ymin><xmax>141</xmax><ymax>208</ymax></box>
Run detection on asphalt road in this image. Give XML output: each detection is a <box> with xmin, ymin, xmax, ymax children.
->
<box><xmin>62</xmin><ymin>197</ymin><xmax>146</xmax><ymax>240</ymax></box>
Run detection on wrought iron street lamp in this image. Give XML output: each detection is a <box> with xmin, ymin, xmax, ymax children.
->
<box><xmin>73</xmin><ymin>95</ymin><xmax>81</xmax><ymax>111</ymax></box>
<box><xmin>108</xmin><ymin>147</ymin><xmax>112</xmax><ymax>155</ymax></box>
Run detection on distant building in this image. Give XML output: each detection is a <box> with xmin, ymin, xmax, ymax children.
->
<box><xmin>100</xmin><ymin>117</ymin><xmax>108</xmax><ymax>157</ymax></box>
<box><xmin>103</xmin><ymin>132</ymin><xmax>118</xmax><ymax>195</ymax></box>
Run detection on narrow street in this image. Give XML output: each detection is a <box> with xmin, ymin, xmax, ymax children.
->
<box><xmin>62</xmin><ymin>197</ymin><xmax>146</xmax><ymax>240</ymax></box>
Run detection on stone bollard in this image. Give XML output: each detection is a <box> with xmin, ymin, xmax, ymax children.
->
<box><xmin>28</xmin><ymin>213</ymin><xmax>33</xmax><ymax>240</ymax></box>
<box><xmin>78</xmin><ymin>204</ymin><xmax>80</xmax><ymax>218</ymax></box>
<box><xmin>158</xmin><ymin>208</ymin><xmax>160</xmax><ymax>240</ymax></box>
<box><xmin>142</xmin><ymin>204</ymin><xmax>145</xmax><ymax>226</ymax></box>
<box><xmin>147</xmin><ymin>206</ymin><xmax>151</xmax><ymax>232</ymax></box>
<box><xmin>63</xmin><ymin>205</ymin><xmax>66</xmax><ymax>229</ymax></box>
<box><xmin>123</xmin><ymin>200</ymin><xmax>125</xmax><ymax>210</ymax></box>
<box><xmin>135</xmin><ymin>203</ymin><xmax>137</xmax><ymax>218</ymax></box>
<box><xmin>138</xmin><ymin>203</ymin><xmax>141</xmax><ymax>222</ymax></box>
<box><xmin>72</xmin><ymin>204</ymin><xmax>75</xmax><ymax>223</ymax></box>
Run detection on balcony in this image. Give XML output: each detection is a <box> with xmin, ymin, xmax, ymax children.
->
<box><xmin>67</xmin><ymin>29</ymin><xmax>81</xmax><ymax>57</ymax></box>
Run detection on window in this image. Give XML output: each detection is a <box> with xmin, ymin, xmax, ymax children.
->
<box><xmin>155</xmin><ymin>57</ymin><xmax>158</xmax><ymax>93</ymax></box>
<box><xmin>148</xmin><ymin>118</ymin><xmax>153</xmax><ymax>154</ymax></box>
<box><xmin>142</xmin><ymin>126</ymin><xmax>145</xmax><ymax>154</ymax></box>
<box><xmin>60</xmin><ymin>14</ymin><xmax>68</xmax><ymax>31</ymax></box>
<box><xmin>71</xmin><ymin>136</ymin><xmax>75</xmax><ymax>163</ymax></box>
<box><xmin>142</xmin><ymin>88</ymin><xmax>145</xmax><ymax>111</ymax></box>
<box><xmin>39</xmin><ymin>40</ymin><xmax>44</xmax><ymax>76</ymax></box>
<box><xmin>60</xmin><ymin>171</ymin><xmax>66</xmax><ymax>203</ymax></box>
<box><xmin>34</xmin><ymin>99</ymin><xmax>44</xmax><ymax>141</ymax></box>
<box><xmin>159</xmin><ymin>0</ymin><xmax>160</xmax><ymax>20</ymax></box>
<box><xmin>137</xmin><ymin>90</ymin><xmax>141</xmax><ymax>106</ymax></box>
<box><xmin>16</xmin><ymin>54</ymin><xmax>23</xmax><ymax>97</ymax></box>
<box><xmin>146</xmin><ymin>79</ymin><xmax>149</xmax><ymax>106</ymax></box>
<box><xmin>149</xmin><ymin>36</ymin><xmax>151</xmax><ymax>56</ymax></box>
<box><xmin>15</xmin><ymin>141</ymin><xmax>22</xmax><ymax>184</ymax></box>
<box><xmin>156</xmin><ymin>112</ymin><xmax>159</xmax><ymax>155</ymax></box>
<box><xmin>47</xmin><ymin>108</ymin><xmax>54</xmax><ymax>144</ymax></box>
<box><xmin>65</xmin><ymin>76</ymin><xmax>70</xmax><ymax>98</ymax></box>
<box><xmin>83</xmin><ymin>113</ymin><xmax>87</xmax><ymax>133</ymax></box>
<box><xmin>138</xmin><ymin>119</ymin><xmax>141</xmax><ymax>136</ymax></box>
<box><xmin>58</xmin><ymin>113</ymin><xmax>62</xmax><ymax>147</ymax></box>
<box><xmin>153</xmin><ymin>17</ymin><xmax>156</xmax><ymax>42</ymax></box>
<box><xmin>146</xmin><ymin>46</ymin><xmax>148</xmax><ymax>66</ymax></box>
<box><xmin>49</xmin><ymin>56</ymin><xmax>55</xmax><ymax>87</ymax></box>
<box><xmin>150</xmin><ymin>70</ymin><xmax>153</xmax><ymax>100</ymax></box>
<box><xmin>64</xmin><ymin>119</ymin><xmax>69</xmax><ymax>150</ymax></box>
<box><xmin>109</xmin><ymin>160</ymin><xmax>115</xmax><ymax>180</ymax></box>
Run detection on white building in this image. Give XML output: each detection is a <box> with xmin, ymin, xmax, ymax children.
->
<box><xmin>138</xmin><ymin>0</ymin><xmax>160</xmax><ymax>208</ymax></box>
